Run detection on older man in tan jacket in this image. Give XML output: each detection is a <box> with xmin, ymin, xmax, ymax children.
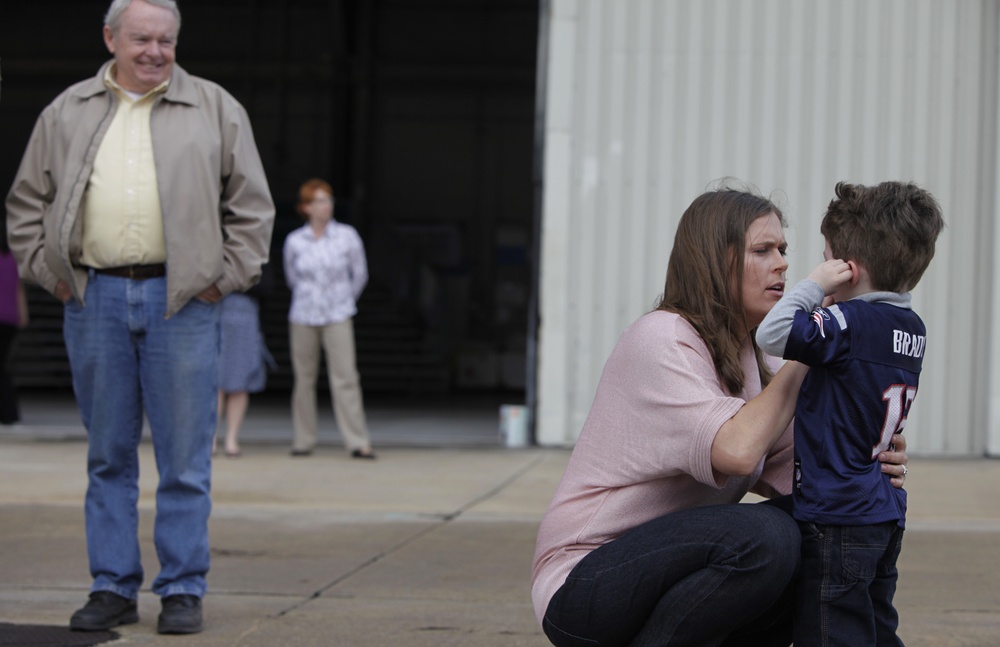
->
<box><xmin>6</xmin><ymin>0</ymin><xmax>274</xmax><ymax>635</ymax></box>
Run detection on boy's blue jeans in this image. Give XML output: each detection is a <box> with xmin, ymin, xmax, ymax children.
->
<box><xmin>542</xmin><ymin>501</ymin><xmax>801</xmax><ymax>647</ymax></box>
<box><xmin>794</xmin><ymin>520</ymin><xmax>905</xmax><ymax>647</ymax></box>
<box><xmin>63</xmin><ymin>273</ymin><xmax>219</xmax><ymax>599</ymax></box>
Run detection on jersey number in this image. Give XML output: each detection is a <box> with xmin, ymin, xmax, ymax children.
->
<box><xmin>872</xmin><ymin>384</ymin><xmax>917</xmax><ymax>459</ymax></box>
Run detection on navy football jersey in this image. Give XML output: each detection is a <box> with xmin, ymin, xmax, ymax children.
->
<box><xmin>783</xmin><ymin>297</ymin><xmax>923</xmax><ymax>527</ymax></box>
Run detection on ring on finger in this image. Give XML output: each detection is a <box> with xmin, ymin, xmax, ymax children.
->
<box><xmin>901</xmin><ymin>465</ymin><xmax>909</xmax><ymax>478</ymax></box>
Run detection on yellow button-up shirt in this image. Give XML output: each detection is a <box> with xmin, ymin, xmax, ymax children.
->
<box><xmin>79</xmin><ymin>64</ymin><xmax>168</xmax><ymax>268</ymax></box>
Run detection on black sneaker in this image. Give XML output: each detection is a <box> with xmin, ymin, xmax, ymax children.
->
<box><xmin>69</xmin><ymin>591</ymin><xmax>138</xmax><ymax>631</ymax></box>
<box><xmin>157</xmin><ymin>594</ymin><xmax>203</xmax><ymax>634</ymax></box>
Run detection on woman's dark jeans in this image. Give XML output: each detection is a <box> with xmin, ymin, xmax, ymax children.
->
<box><xmin>542</xmin><ymin>499</ymin><xmax>800</xmax><ymax>647</ymax></box>
<box><xmin>794</xmin><ymin>521</ymin><xmax>904</xmax><ymax>647</ymax></box>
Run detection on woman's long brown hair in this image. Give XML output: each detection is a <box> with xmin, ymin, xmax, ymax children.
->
<box><xmin>655</xmin><ymin>188</ymin><xmax>785</xmax><ymax>395</ymax></box>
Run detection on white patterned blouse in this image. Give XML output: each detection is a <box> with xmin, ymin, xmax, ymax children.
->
<box><xmin>283</xmin><ymin>220</ymin><xmax>368</xmax><ymax>326</ymax></box>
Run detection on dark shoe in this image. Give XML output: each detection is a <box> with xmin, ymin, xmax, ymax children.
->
<box><xmin>69</xmin><ymin>591</ymin><xmax>138</xmax><ymax>631</ymax></box>
<box><xmin>351</xmin><ymin>449</ymin><xmax>377</xmax><ymax>460</ymax></box>
<box><xmin>290</xmin><ymin>449</ymin><xmax>312</xmax><ymax>457</ymax></box>
<box><xmin>157</xmin><ymin>594</ymin><xmax>203</xmax><ymax>634</ymax></box>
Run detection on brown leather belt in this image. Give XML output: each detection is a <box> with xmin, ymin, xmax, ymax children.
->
<box><xmin>91</xmin><ymin>264</ymin><xmax>166</xmax><ymax>280</ymax></box>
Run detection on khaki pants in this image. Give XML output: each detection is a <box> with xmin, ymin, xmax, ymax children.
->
<box><xmin>289</xmin><ymin>319</ymin><xmax>371</xmax><ymax>453</ymax></box>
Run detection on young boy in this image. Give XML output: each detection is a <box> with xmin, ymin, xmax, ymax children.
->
<box><xmin>756</xmin><ymin>181</ymin><xmax>944</xmax><ymax>647</ymax></box>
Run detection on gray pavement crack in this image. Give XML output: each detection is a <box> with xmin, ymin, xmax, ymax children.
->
<box><xmin>272</xmin><ymin>453</ymin><xmax>544</xmax><ymax>618</ymax></box>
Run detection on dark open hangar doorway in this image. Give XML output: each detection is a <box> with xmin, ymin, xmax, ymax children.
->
<box><xmin>1</xmin><ymin>0</ymin><xmax>543</xmax><ymax>423</ymax></box>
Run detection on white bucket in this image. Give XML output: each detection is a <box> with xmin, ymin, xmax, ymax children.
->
<box><xmin>499</xmin><ymin>404</ymin><xmax>529</xmax><ymax>448</ymax></box>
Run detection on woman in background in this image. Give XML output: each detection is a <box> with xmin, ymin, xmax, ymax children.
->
<box><xmin>215</xmin><ymin>265</ymin><xmax>275</xmax><ymax>458</ymax></box>
<box><xmin>283</xmin><ymin>179</ymin><xmax>375</xmax><ymax>460</ymax></box>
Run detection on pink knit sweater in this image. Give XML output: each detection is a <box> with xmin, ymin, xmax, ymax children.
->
<box><xmin>531</xmin><ymin>310</ymin><xmax>794</xmax><ymax>624</ymax></box>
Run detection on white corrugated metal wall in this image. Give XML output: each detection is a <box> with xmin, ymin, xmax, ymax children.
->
<box><xmin>535</xmin><ymin>0</ymin><xmax>999</xmax><ymax>455</ymax></box>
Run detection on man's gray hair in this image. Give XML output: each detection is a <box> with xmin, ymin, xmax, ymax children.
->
<box><xmin>105</xmin><ymin>0</ymin><xmax>181</xmax><ymax>36</ymax></box>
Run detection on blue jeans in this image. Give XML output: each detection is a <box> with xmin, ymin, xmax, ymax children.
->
<box><xmin>542</xmin><ymin>500</ymin><xmax>801</xmax><ymax>647</ymax></box>
<box><xmin>794</xmin><ymin>521</ymin><xmax>904</xmax><ymax>647</ymax></box>
<box><xmin>63</xmin><ymin>273</ymin><xmax>219</xmax><ymax>599</ymax></box>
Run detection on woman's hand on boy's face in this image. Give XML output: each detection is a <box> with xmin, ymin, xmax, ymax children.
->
<box><xmin>808</xmin><ymin>259</ymin><xmax>853</xmax><ymax>296</ymax></box>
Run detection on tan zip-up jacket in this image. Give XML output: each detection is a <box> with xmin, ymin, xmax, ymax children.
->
<box><xmin>6</xmin><ymin>61</ymin><xmax>274</xmax><ymax>317</ymax></box>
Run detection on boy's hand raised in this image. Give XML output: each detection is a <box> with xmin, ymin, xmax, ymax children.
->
<box><xmin>808</xmin><ymin>259</ymin><xmax>853</xmax><ymax>296</ymax></box>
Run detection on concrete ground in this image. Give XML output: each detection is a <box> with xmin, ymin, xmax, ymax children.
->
<box><xmin>1</xmin><ymin>391</ymin><xmax>998</xmax><ymax>646</ymax></box>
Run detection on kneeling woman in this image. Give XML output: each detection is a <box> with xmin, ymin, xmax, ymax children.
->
<box><xmin>532</xmin><ymin>186</ymin><xmax>909</xmax><ymax>646</ymax></box>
